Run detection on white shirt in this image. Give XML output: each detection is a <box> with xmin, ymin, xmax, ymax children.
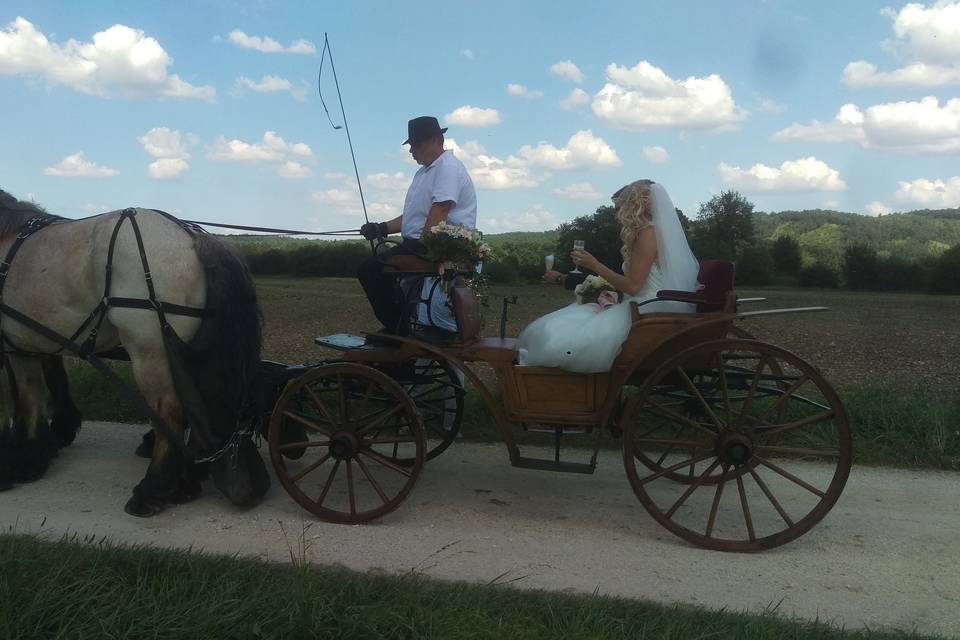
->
<box><xmin>401</xmin><ymin>150</ymin><xmax>477</xmax><ymax>239</ymax></box>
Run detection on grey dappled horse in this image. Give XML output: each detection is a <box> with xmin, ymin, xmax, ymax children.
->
<box><xmin>0</xmin><ymin>189</ymin><xmax>262</xmax><ymax>516</ymax></box>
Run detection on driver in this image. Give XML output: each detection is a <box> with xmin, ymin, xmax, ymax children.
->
<box><xmin>358</xmin><ymin>116</ymin><xmax>477</xmax><ymax>336</ymax></box>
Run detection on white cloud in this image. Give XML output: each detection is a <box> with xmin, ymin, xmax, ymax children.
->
<box><xmin>208</xmin><ymin>131</ymin><xmax>313</xmax><ymax>163</ymax></box>
<box><xmin>227</xmin><ymin>30</ymin><xmax>315</xmax><ymax>54</ymax></box>
<box><xmin>0</xmin><ymin>17</ymin><xmax>215</xmax><ymax>100</ymax></box>
<box><xmin>486</xmin><ymin>204</ymin><xmax>560</xmax><ymax>233</ymax></box>
<box><xmin>366</xmin><ymin>171</ymin><xmax>409</xmax><ymax>194</ymax></box>
<box><xmin>506</xmin><ymin>83</ymin><xmax>543</xmax><ymax>99</ymax></box>
<box><xmin>148</xmin><ymin>157</ymin><xmax>189</xmax><ymax>180</ymax></box>
<box><xmin>445</xmin><ymin>138</ymin><xmax>542</xmax><ymax>190</ymax></box>
<box><xmin>718</xmin><ymin>157</ymin><xmax>847</xmax><ymax>193</ymax></box>
<box><xmin>773</xmin><ymin>97</ymin><xmax>960</xmax><ymax>153</ymax></box>
<box><xmin>560</xmin><ymin>88</ymin><xmax>589</xmax><ymax>110</ymax></box>
<box><xmin>518</xmin><ymin>130</ymin><xmax>621</xmax><ymax>170</ymax></box>
<box><xmin>756</xmin><ymin>96</ymin><xmax>787</xmax><ymax>114</ymax></box>
<box><xmin>591</xmin><ymin>61</ymin><xmax>747</xmax><ymax>131</ymax></box>
<box><xmin>234</xmin><ymin>75</ymin><xmax>306</xmax><ymax>101</ymax></box>
<box><xmin>552</xmin><ymin>182</ymin><xmax>602</xmax><ymax>200</ymax></box>
<box><xmin>842</xmin><ymin>2</ymin><xmax>960</xmax><ymax>88</ymax></box>
<box><xmin>894</xmin><ymin>176</ymin><xmax>960</xmax><ymax>208</ymax></box>
<box><xmin>643</xmin><ymin>145</ymin><xmax>670</xmax><ymax>164</ymax></box>
<box><xmin>549</xmin><ymin>60</ymin><xmax>584</xmax><ymax>83</ymax></box>
<box><xmin>278</xmin><ymin>161</ymin><xmax>311</xmax><ymax>178</ymax></box>
<box><xmin>461</xmin><ymin>49</ymin><xmax>474</xmax><ymax>60</ymax></box>
<box><xmin>43</xmin><ymin>152</ymin><xmax>119</xmax><ymax>178</ymax></box>
<box><xmin>444</xmin><ymin>105</ymin><xmax>502</xmax><ymax>128</ymax></box>
<box><xmin>865</xmin><ymin>201</ymin><xmax>893</xmax><ymax>216</ymax></box>
<box><xmin>138</xmin><ymin>127</ymin><xmax>190</xmax><ymax>159</ymax></box>
<box><xmin>309</xmin><ymin>188</ymin><xmax>395</xmax><ymax>217</ymax></box>
<box><xmin>324</xmin><ymin>171</ymin><xmax>349</xmax><ymax>180</ymax></box>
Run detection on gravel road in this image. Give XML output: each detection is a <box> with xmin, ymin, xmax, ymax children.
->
<box><xmin>2</xmin><ymin>421</ymin><xmax>958</xmax><ymax>637</ymax></box>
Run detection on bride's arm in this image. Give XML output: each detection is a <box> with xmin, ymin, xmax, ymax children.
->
<box><xmin>572</xmin><ymin>226</ymin><xmax>657</xmax><ymax>296</ymax></box>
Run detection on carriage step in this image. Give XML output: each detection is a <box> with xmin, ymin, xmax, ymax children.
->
<box><xmin>315</xmin><ymin>333</ymin><xmax>379</xmax><ymax>350</ymax></box>
<box><xmin>513</xmin><ymin>456</ymin><xmax>596</xmax><ymax>475</ymax></box>
<box><xmin>523</xmin><ymin>425</ymin><xmax>592</xmax><ymax>435</ymax></box>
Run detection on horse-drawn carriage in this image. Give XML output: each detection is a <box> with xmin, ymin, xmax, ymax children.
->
<box><xmin>260</xmin><ymin>252</ymin><xmax>852</xmax><ymax>553</ymax></box>
<box><xmin>0</xmin><ymin>192</ymin><xmax>850</xmax><ymax>552</ymax></box>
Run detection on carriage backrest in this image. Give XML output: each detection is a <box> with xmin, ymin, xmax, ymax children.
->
<box><xmin>452</xmin><ymin>283</ymin><xmax>482</xmax><ymax>343</ymax></box>
<box><xmin>695</xmin><ymin>260</ymin><xmax>735</xmax><ymax>312</ymax></box>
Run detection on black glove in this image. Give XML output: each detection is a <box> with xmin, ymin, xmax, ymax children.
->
<box><xmin>360</xmin><ymin>222</ymin><xmax>388</xmax><ymax>240</ymax></box>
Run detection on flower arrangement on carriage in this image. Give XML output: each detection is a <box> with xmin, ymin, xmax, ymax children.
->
<box><xmin>574</xmin><ymin>275</ymin><xmax>618</xmax><ymax>307</ymax></box>
<box><xmin>420</xmin><ymin>221</ymin><xmax>491</xmax><ymax>277</ymax></box>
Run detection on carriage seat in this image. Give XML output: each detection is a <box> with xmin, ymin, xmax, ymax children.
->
<box><xmin>459</xmin><ymin>337</ymin><xmax>518</xmax><ymax>362</ymax></box>
<box><xmin>655</xmin><ymin>259</ymin><xmax>735</xmax><ymax>313</ymax></box>
<box><xmin>382</xmin><ymin>254</ymin><xmax>438</xmax><ymax>274</ymax></box>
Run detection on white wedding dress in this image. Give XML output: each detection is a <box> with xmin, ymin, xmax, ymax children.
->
<box><xmin>516</xmin><ymin>183</ymin><xmax>699</xmax><ymax>374</ymax></box>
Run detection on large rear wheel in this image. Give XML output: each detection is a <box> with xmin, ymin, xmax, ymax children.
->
<box><xmin>623</xmin><ymin>339</ymin><xmax>852</xmax><ymax>552</ymax></box>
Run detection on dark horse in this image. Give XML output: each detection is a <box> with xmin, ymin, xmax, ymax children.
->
<box><xmin>0</xmin><ymin>189</ymin><xmax>263</xmax><ymax>516</ymax></box>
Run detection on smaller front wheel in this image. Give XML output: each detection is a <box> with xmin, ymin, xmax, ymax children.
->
<box><xmin>269</xmin><ymin>363</ymin><xmax>425</xmax><ymax>523</ymax></box>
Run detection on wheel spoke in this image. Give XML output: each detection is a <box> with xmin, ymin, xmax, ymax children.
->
<box><xmin>346</xmin><ymin>459</ymin><xmax>356</xmax><ymax>515</ymax></box>
<box><xmin>638</xmin><ymin>452</ymin><xmax>715</xmax><ymax>485</ymax></box>
<box><xmin>278</xmin><ymin>440</ymin><xmax>329</xmax><ymax>452</ymax></box>
<box><xmin>355</xmin><ymin>455</ymin><xmax>390</xmax><ymax>505</ymax></box>
<box><xmin>748</xmin><ymin>467</ymin><xmax>794</xmax><ymax>527</ymax></box>
<box><xmin>642</xmin><ymin>399</ymin><xmax>718</xmax><ymax>439</ymax></box>
<box><xmin>754</xmin><ymin>455</ymin><xmax>826</xmax><ymax>498</ymax></box>
<box><xmin>634</xmin><ymin>437</ymin><xmax>707</xmax><ymax>449</ymax></box>
<box><xmin>717</xmin><ymin>357</ymin><xmax>734</xmax><ymax>427</ymax></box>
<box><xmin>665</xmin><ymin>459</ymin><xmax>722</xmax><ymax>518</ymax></box>
<box><xmin>359</xmin><ymin>448</ymin><xmax>413</xmax><ymax>478</ymax></box>
<box><xmin>337</xmin><ymin>373</ymin><xmax>348</xmax><ymax>424</ymax></box>
<box><xmin>704</xmin><ymin>466</ymin><xmax>728</xmax><ymax>537</ymax></box>
<box><xmin>736</xmin><ymin>475</ymin><xmax>756</xmax><ymax>541</ymax></box>
<box><xmin>755</xmin><ymin>445</ymin><xmax>840</xmax><ymax>459</ymax></box>
<box><xmin>365</xmin><ymin>436</ymin><xmax>419</xmax><ymax>445</ymax></box>
<box><xmin>736</xmin><ymin>355</ymin><xmax>771</xmax><ymax>427</ymax></box>
<box><xmin>355</xmin><ymin>404</ymin><xmax>407</xmax><ymax>435</ymax></box>
<box><xmin>754</xmin><ymin>375</ymin><xmax>810</xmax><ymax>423</ymax></box>
<box><xmin>282</xmin><ymin>410</ymin><xmax>332</xmax><ymax>436</ymax></box>
<box><xmin>677</xmin><ymin>367</ymin><xmax>724</xmax><ymax>429</ymax></box>
<box><xmin>304</xmin><ymin>384</ymin><xmax>338</xmax><ymax>427</ymax></box>
<box><xmin>754</xmin><ymin>410</ymin><xmax>835</xmax><ymax>439</ymax></box>
<box><xmin>316</xmin><ymin>458</ymin><xmax>342</xmax><ymax>505</ymax></box>
<box><xmin>290</xmin><ymin>452</ymin><xmax>332</xmax><ymax>483</ymax></box>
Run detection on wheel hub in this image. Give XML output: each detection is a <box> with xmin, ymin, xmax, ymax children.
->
<box><xmin>329</xmin><ymin>431</ymin><xmax>359</xmax><ymax>460</ymax></box>
<box><xmin>716</xmin><ymin>432</ymin><xmax>753</xmax><ymax>466</ymax></box>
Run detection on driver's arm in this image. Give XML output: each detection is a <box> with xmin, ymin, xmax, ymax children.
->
<box><xmin>384</xmin><ymin>215</ymin><xmax>402</xmax><ymax>234</ymax></box>
<box><xmin>422</xmin><ymin>201</ymin><xmax>453</xmax><ymax>236</ymax></box>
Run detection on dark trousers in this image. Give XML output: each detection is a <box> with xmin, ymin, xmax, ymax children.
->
<box><xmin>357</xmin><ymin>240</ymin><xmax>418</xmax><ymax>332</ymax></box>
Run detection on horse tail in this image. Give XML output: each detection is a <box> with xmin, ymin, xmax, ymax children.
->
<box><xmin>192</xmin><ymin>234</ymin><xmax>263</xmax><ymax>416</ymax></box>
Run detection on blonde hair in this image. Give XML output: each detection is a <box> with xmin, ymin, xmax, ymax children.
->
<box><xmin>614</xmin><ymin>180</ymin><xmax>654</xmax><ymax>270</ymax></box>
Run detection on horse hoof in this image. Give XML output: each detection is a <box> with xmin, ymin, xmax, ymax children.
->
<box><xmin>51</xmin><ymin>412</ymin><xmax>82</xmax><ymax>448</ymax></box>
<box><xmin>134</xmin><ymin>431</ymin><xmax>155</xmax><ymax>459</ymax></box>
<box><xmin>124</xmin><ymin>495</ymin><xmax>163</xmax><ymax>518</ymax></box>
<box><xmin>17</xmin><ymin>437</ymin><xmax>56</xmax><ymax>483</ymax></box>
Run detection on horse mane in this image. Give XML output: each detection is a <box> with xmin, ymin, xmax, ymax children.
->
<box><xmin>0</xmin><ymin>189</ymin><xmax>55</xmax><ymax>240</ymax></box>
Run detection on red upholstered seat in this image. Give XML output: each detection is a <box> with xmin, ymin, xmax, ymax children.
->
<box><xmin>656</xmin><ymin>260</ymin><xmax>735</xmax><ymax>313</ymax></box>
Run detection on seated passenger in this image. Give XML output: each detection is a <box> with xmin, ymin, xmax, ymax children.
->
<box><xmin>517</xmin><ymin>180</ymin><xmax>699</xmax><ymax>373</ymax></box>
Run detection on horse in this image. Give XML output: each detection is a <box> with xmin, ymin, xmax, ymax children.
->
<box><xmin>0</xmin><ymin>189</ymin><xmax>264</xmax><ymax>516</ymax></box>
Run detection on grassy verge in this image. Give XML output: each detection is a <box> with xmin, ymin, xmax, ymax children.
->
<box><xmin>48</xmin><ymin>366</ymin><xmax>960</xmax><ymax>471</ymax></box>
<box><xmin>0</xmin><ymin>534</ymin><xmax>939</xmax><ymax>640</ymax></box>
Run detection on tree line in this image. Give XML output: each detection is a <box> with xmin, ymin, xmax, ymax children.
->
<box><xmin>227</xmin><ymin>193</ymin><xmax>960</xmax><ymax>294</ymax></box>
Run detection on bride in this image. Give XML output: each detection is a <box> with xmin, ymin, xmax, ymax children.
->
<box><xmin>517</xmin><ymin>180</ymin><xmax>699</xmax><ymax>373</ymax></box>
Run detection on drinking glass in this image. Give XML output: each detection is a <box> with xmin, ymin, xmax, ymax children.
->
<box><xmin>570</xmin><ymin>239</ymin><xmax>585</xmax><ymax>273</ymax></box>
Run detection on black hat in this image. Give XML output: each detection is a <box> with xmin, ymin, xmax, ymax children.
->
<box><xmin>403</xmin><ymin>116</ymin><xmax>448</xmax><ymax>145</ymax></box>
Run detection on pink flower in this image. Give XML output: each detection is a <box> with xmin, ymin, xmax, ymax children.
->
<box><xmin>597</xmin><ymin>290</ymin><xmax>618</xmax><ymax>309</ymax></box>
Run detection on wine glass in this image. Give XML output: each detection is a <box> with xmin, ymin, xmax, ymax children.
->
<box><xmin>570</xmin><ymin>239</ymin><xmax>585</xmax><ymax>273</ymax></box>
<box><xmin>544</xmin><ymin>254</ymin><xmax>555</xmax><ymax>271</ymax></box>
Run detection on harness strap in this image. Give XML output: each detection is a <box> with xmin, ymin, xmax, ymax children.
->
<box><xmin>108</xmin><ymin>297</ymin><xmax>213</xmax><ymax>318</ymax></box>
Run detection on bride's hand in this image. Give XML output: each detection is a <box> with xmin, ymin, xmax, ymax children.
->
<box><xmin>571</xmin><ymin>249</ymin><xmax>599</xmax><ymax>271</ymax></box>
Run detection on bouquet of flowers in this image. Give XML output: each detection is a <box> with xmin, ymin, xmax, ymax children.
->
<box><xmin>420</xmin><ymin>221</ymin><xmax>491</xmax><ymax>270</ymax></box>
<box><xmin>574</xmin><ymin>275</ymin><xmax>618</xmax><ymax>307</ymax></box>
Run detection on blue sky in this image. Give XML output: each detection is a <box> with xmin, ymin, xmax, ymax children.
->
<box><xmin>2</xmin><ymin>0</ymin><xmax>959</xmax><ymax>234</ymax></box>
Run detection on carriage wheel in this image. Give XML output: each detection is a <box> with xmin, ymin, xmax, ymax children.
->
<box><xmin>268</xmin><ymin>363</ymin><xmax>425</xmax><ymax>524</ymax></box>
<box><xmin>392</xmin><ymin>358</ymin><xmax>464</xmax><ymax>465</ymax></box>
<box><xmin>630</xmin><ymin>328</ymin><xmax>785</xmax><ymax>485</ymax></box>
<box><xmin>623</xmin><ymin>339</ymin><xmax>851</xmax><ymax>552</ymax></box>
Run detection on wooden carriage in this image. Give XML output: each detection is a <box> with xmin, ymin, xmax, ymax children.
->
<box><xmin>264</xmin><ymin>257</ymin><xmax>852</xmax><ymax>552</ymax></box>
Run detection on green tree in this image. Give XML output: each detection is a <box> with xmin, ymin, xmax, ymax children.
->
<box><xmin>770</xmin><ymin>235</ymin><xmax>802</xmax><ymax>275</ymax></box>
<box><xmin>798</xmin><ymin>263</ymin><xmax>840</xmax><ymax>288</ymax></box>
<box><xmin>555</xmin><ymin>205</ymin><xmax>620</xmax><ymax>271</ymax></box>
<box><xmin>930</xmin><ymin>244</ymin><xmax>960</xmax><ymax>294</ymax></box>
<box><xmin>689</xmin><ymin>190</ymin><xmax>756</xmax><ymax>260</ymax></box>
<box><xmin>735</xmin><ymin>244</ymin><xmax>774</xmax><ymax>285</ymax></box>
<box><xmin>842</xmin><ymin>243</ymin><xmax>879</xmax><ymax>289</ymax></box>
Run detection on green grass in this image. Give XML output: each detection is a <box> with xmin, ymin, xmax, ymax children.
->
<box><xmin>0</xmin><ymin>534</ymin><xmax>940</xmax><ymax>640</ymax></box>
<box><xmin>45</xmin><ymin>366</ymin><xmax>960</xmax><ymax>471</ymax></box>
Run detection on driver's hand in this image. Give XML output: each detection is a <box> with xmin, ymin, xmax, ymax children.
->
<box><xmin>360</xmin><ymin>222</ymin><xmax>387</xmax><ymax>240</ymax></box>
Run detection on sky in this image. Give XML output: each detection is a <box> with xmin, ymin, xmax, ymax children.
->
<box><xmin>2</xmin><ymin>0</ymin><xmax>959</xmax><ymax>235</ymax></box>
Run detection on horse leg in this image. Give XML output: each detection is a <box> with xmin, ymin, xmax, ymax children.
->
<box><xmin>122</xmin><ymin>350</ymin><xmax>190</xmax><ymax>517</ymax></box>
<box><xmin>41</xmin><ymin>356</ymin><xmax>82</xmax><ymax>448</ymax></box>
<box><xmin>3</xmin><ymin>355</ymin><xmax>57</xmax><ymax>483</ymax></box>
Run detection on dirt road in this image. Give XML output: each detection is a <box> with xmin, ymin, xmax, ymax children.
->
<box><xmin>2</xmin><ymin>422</ymin><xmax>958</xmax><ymax>637</ymax></box>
